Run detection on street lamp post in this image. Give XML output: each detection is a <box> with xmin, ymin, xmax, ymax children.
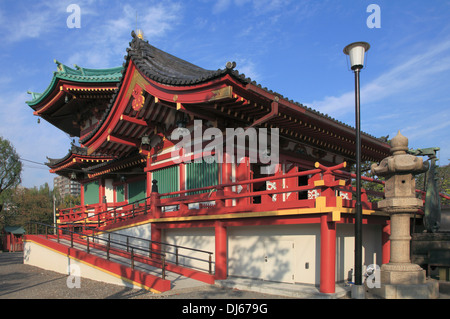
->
<box><xmin>343</xmin><ymin>41</ymin><xmax>370</xmax><ymax>297</ymax></box>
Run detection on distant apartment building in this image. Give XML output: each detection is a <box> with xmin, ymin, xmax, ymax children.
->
<box><xmin>53</xmin><ymin>176</ymin><xmax>81</xmax><ymax>198</ymax></box>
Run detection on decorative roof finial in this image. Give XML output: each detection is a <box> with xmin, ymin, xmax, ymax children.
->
<box><xmin>135</xmin><ymin>11</ymin><xmax>144</xmax><ymax>40</ymax></box>
<box><xmin>136</xmin><ymin>29</ymin><xmax>144</xmax><ymax>40</ymax></box>
<box><xmin>226</xmin><ymin>61</ymin><xmax>236</xmax><ymax>70</ymax></box>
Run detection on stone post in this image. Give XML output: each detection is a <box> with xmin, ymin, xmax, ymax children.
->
<box><xmin>370</xmin><ymin>131</ymin><xmax>438</xmax><ymax>298</ymax></box>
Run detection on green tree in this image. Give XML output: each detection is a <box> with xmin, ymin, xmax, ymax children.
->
<box><xmin>0</xmin><ymin>136</ymin><xmax>22</xmax><ymax>226</ymax></box>
<box><xmin>4</xmin><ymin>184</ymin><xmax>54</xmax><ymax>228</ymax></box>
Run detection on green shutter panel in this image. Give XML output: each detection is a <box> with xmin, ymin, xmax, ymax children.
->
<box><xmin>186</xmin><ymin>161</ymin><xmax>218</xmax><ymax>195</ymax></box>
<box><xmin>84</xmin><ymin>180</ymin><xmax>99</xmax><ymax>205</ymax></box>
<box><xmin>116</xmin><ymin>184</ymin><xmax>125</xmax><ymax>202</ymax></box>
<box><xmin>128</xmin><ymin>179</ymin><xmax>147</xmax><ymax>203</ymax></box>
<box><xmin>152</xmin><ymin>166</ymin><xmax>179</xmax><ymax>198</ymax></box>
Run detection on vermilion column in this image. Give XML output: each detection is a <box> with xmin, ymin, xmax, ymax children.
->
<box><xmin>80</xmin><ymin>183</ymin><xmax>85</xmax><ymax>206</ymax></box>
<box><xmin>99</xmin><ymin>178</ymin><xmax>107</xmax><ymax>211</ymax></box>
<box><xmin>151</xmin><ymin>223</ymin><xmax>161</xmax><ymax>256</ymax></box>
<box><xmin>222</xmin><ymin>152</ymin><xmax>233</xmax><ymax>207</ymax></box>
<box><xmin>215</xmin><ymin>221</ymin><xmax>228</xmax><ymax>280</ymax></box>
<box><xmin>320</xmin><ymin>214</ymin><xmax>336</xmax><ymax>294</ymax></box>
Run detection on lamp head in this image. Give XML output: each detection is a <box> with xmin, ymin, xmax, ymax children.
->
<box><xmin>141</xmin><ymin>135</ymin><xmax>150</xmax><ymax>145</ymax></box>
<box><xmin>343</xmin><ymin>42</ymin><xmax>370</xmax><ymax>70</ymax></box>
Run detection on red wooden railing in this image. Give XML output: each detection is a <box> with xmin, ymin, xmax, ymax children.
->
<box><xmin>56</xmin><ymin>162</ymin><xmax>393</xmax><ymax>229</ymax></box>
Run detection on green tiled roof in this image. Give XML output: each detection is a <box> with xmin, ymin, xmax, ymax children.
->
<box><xmin>26</xmin><ymin>60</ymin><xmax>123</xmax><ymax>106</ymax></box>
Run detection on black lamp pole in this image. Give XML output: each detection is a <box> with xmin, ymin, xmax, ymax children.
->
<box><xmin>354</xmin><ymin>67</ymin><xmax>363</xmax><ymax>286</ymax></box>
<box><xmin>343</xmin><ymin>41</ymin><xmax>370</xmax><ymax>291</ymax></box>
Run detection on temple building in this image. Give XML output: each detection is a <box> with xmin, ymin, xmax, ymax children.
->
<box><xmin>26</xmin><ymin>31</ymin><xmax>392</xmax><ymax>294</ymax></box>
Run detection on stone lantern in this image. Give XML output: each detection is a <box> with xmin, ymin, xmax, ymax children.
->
<box><xmin>371</xmin><ymin>131</ymin><xmax>439</xmax><ymax>298</ymax></box>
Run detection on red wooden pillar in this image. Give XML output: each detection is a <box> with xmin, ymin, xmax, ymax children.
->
<box><xmin>146</xmin><ymin>166</ymin><xmax>152</xmax><ymax>210</ymax></box>
<box><xmin>236</xmin><ymin>157</ymin><xmax>250</xmax><ymax>206</ymax></box>
<box><xmin>99</xmin><ymin>178</ymin><xmax>106</xmax><ymax>211</ymax></box>
<box><xmin>151</xmin><ymin>223</ymin><xmax>162</xmax><ymax>256</ymax></box>
<box><xmin>215</xmin><ymin>221</ymin><xmax>228</xmax><ymax>280</ymax></box>
<box><xmin>222</xmin><ymin>152</ymin><xmax>233</xmax><ymax>207</ymax></box>
<box><xmin>146</xmin><ymin>165</ymin><xmax>152</xmax><ymax>198</ymax></box>
<box><xmin>80</xmin><ymin>182</ymin><xmax>85</xmax><ymax>206</ymax></box>
<box><xmin>320</xmin><ymin>214</ymin><xmax>336</xmax><ymax>294</ymax></box>
<box><xmin>382</xmin><ymin>220</ymin><xmax>391</xmax><ymax>264</ymax></box>
<box><xmin>6</xmin><ymin>233</ymin><xmax>11</xmax><ymax>252</ymax></box>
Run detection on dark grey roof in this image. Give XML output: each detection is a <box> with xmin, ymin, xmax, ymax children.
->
<box><xmin>80</xmin><ymin>31</ymin><xmax>388</xmax><ymax>148</ymax></box>
<box><xmin>128</xmin><ymin>37</ymin><xmax>233</xmax><ymax>86</ymax></box>
<box><xmin>45</xmin><ymin>145</ymin><xmax>110</xmax><ymax>167</ymax></box>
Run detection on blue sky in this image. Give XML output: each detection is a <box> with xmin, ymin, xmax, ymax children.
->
<box><xmin>0</xmin><ymin>0</ymin><xmax>449</xmax><ymax>188</ymax></box>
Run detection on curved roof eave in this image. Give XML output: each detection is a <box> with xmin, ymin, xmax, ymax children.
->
<box><xmin>79</xmin><ymin>31</ymin><xmax>390</xmax><ymax>155</ymax></box>
<box><xmin>26</xmin><ymin>61</ymin><xmax>123</xmax><ymax>107</ymax></box>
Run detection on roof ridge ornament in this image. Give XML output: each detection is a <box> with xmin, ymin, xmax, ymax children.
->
<box><xmin>136</xmin><ymin>29</ymin><xmax>144</xmax><ymax>40</ymax></box>
<box><xmin>226</xmin><ymin>61</ymin><xmax>236</xmax><ymax>70</ymax></box>
<box><xmin>54</xmin><ymin>59</ymin><xmax>66</xmax><ymax>73</ymax></box>
<box><xmin>74</xmin><ymin>64</ymin><xmax>86</xmax><ymax>76</ymax></box>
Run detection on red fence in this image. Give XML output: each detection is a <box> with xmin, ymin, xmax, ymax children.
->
<box><xmin>1</xmin><ymin>233</ymin><xmax>24</xmax><ymax>252</ymax></box>
<box><xmin>56</xmin><ymin>162</ymin><xmax>392</xmax><ymax>229</ymax></box>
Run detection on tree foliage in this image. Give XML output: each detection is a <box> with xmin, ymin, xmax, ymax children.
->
<box><xmin>1</xmin><ymin>184</ymin><xmax>54</xmax><ymax>228</ymax></box>
<box><xmin>0</xmin><ymin>136</ymin><xmax>22</xmax><ymax>213</ymax></box>
<box><xmin>0</xmin><ymin>136</ymin><xmax>22</xmax><ymax>222</ymax></box>
<box><xmin>1</xmin><ymin>182</ymin><xmax>81</xmax><ymax>229</ymax></box>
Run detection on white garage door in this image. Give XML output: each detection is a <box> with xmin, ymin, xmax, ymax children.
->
<box><xmin>263</xmin><ymin>239</ymin><xmax>295</xmax><ymax>283</ymax></box>
<box><xmin>228</xmin><ymin>225</ymin><xmax>318</xmax><ymax>284</ymax></box>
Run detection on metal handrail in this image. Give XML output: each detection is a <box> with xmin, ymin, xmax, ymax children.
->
<box><xmin>29</xmin><ymin>221</ymin><xmax>214</xmax><ymax>275</ymax></box>
<box><xmin>61</xmin><ymin>222</ymin><xmax>214</xmax><ymax>272</ymax></box>
<box><xmin>27</xmin><ymin>221</ymin><xmax>168</xmax><ymax>279</ymax></box>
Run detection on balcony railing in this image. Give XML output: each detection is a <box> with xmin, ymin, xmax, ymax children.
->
<box><xmin>55</xmin><ymin>162</ymin><xmax>393</xmax><ymax>229</ymax></box>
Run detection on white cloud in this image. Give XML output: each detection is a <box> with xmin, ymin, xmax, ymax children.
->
<box><xmin>213</xmin><ymin>0</ymin><xmax>232</xmax><ymax>14</ymax></box>
<box><xmin>0</xmin><ymin>91</ymin><xmax>69</xmax><ymax>187</ymax></box>
<box><xmin>235</xmin><ymin>58</ymin><xmax>262</xmax><ymax>82</ymax></box>
<box><xmin>0</xmin><ymin>0</ymin><xmax>98</xmax><ymax>43</ymax></box>
<box><xmin>213</xmin><ymin>0</ymin><xmax>293</xmax><ymax>14</ymax></box>
<box><xmin>66</xmin><ymin>2</ymin><xmax>183</xmax><ymax>68</ymax></box>
<box><xmin>303</xmin><ymin>38</ymin><xmax>450</xmax><ymax>166</ymax></box>
<box><xmin>307</xmin><ymin>39</ymin><xmax>450</xmax><ymax>119</ymax></box>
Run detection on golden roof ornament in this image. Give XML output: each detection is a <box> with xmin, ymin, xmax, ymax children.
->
<box><xmin>136</xmin><ymin>29</ymin><xmax>144</xmax><ymax>40</ymax></box>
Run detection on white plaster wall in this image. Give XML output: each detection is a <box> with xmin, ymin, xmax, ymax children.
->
<box><xmin>96</xmin><ymin>223</ymin><xmax>152</xmax><ymax>251</ymax></box>
<box><xmin>105</xmin><ymin>179</ymin><xmax>114</xmax><ymax>203</ymax></box>
<box><xmin>91</xmin><ymin>221</ymin><xmax>382</xmax><ymax>286</ymax></box>
<box><xmin>162</xmin><ymin>224</ymin><xmax>321</xmax><ymax>285</ymax></box>
<box><xmin>162</xmin><ymin>228</ymin><xmax>215</xmax><ymax>272</ymax></box>
<box><xmin>23</xmin><ymin>240</ymin><xmax>140</xmax><ymax>289</ymax></box>
<box><xmin>228</xmin><ymin>224</ymin><xmax>320</xmax><ymax>285</ymax></box>
<box><xmin>335</xmin><ymin>223</ymin><xmax>382</xmax><ymax>282</ymax></box>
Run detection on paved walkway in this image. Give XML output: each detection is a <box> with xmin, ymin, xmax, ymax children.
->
<box><xmin>33</xmin><ymin>236</ymin><xmax>350</xmax><ymax>298</ymax></box>
<box><xmin>2</xmin><ymin>251</ymin><xmax>449</xmax><ymax>300</ymax></box>
<box><xmin>0</xmin><ymin>252</ymin><xmax>296</xmax><ymax>299</ymax></box>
